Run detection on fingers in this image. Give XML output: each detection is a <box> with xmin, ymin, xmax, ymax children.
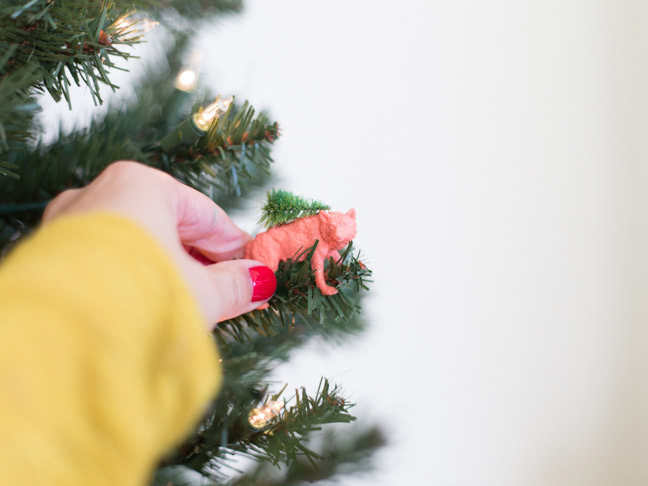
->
<box><xmin>44</xmin><ymin>163</ymin><xmax>252</xmax><ymax>264</ymax></box>
<box><xmin>173</xmin><ymin>181</ymin><xmax>252</xmax><ymax>262</ymax></box>
<box><xmin>41</xmin><ymin>161</ymin><xmax>270</xmax><ymax>328</ymax></box>
<box><xmin>195</xmin><ymin>260</ymin><xmax>276</xmax><ymax>325</ymax></box>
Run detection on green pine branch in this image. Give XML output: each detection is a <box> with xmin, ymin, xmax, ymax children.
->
<box><xmin>259</xmin><ymin>189</ymin><xmax>330</xmax><ymax>228</ymax></box>
<box><xmin>153</xmin><ymin>244</ymin><xmax>372</xmax><ymax>483</ymax></box>
<box><xmin>227</xmin><ymin>426</ymin><xmax>387</xmax><ymax>486</ymax></box>
<box><xmin>156</xmin><ymin>379</ymin><xmax>359</xmax><ymax>483</ymax></box>
<box><xmin>235</xmin><ymin>380</ymin><xmax>356</xmax><ymax>465</ymax></box>
<box><xmin>0</xmin><ymin>23</ymin><xmax>276</xmax><ymax>238</ymax></box>
<box><xmin>0</xmin><ymin>65</ymin><xmax>40</xmax><ymax>163</ymax></box>
<box><xmin>1</xmin><ymin>1</ymin><xmax>143</xmax><ymax>106</ymax></box>
<box><xmin>0</xmin><ymin>22</ymin><xmax>280</xmax><ymax>253</ymax></box>
<box><xmin>0</xmin><ymin>99</ymin><xmax>279</xmax><ymax>251</ymax></box>
<box><xmin>157</xmin><ymin>100</ymin><xmax>279</xmax><ymax>197</ymax></box>
<box><xmin>0</xmin><ymin>0</ymin><xmax>246</xmax><ymax>157</ymax></box>
<box><xmin>215</xmin><ymin>242</ymin><xmax>371</xmax><ymax>344</ymax></box>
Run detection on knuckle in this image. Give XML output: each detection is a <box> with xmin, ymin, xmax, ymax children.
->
<box><xmin>43</xmin><ymin>189</ymin><xmax>75</xmax><ymax>221</ymax></box>
<box><xmin>104</xmin><ymin>161</ymin><xmax>173</xmax><ymax>188</ymax></box>
<box><xmin>103</xmin><ymin>160</ymin><xmax>144</xmax><ymax>177</ymax></box>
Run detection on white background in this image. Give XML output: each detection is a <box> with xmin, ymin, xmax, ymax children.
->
<box><xmin>42</xmin><ymin>1</ymin><xmax>648</xmax><ymax>485</ymax></box>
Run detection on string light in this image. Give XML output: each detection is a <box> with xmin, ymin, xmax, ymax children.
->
<box><xmin>159</xmin><ymin>95</ymin><xmax>234</xmax><ymax>152</ymax></box>
<box><xmin>174</xmin><ymin>69</ymin><xmax>197</xmax><ymax>92</ymax></box>
<box><xmin>174</xmin><ymin>50</ymin><xmax>203</xmax><ymax>93</ymax></box>
<box><xmin>192</xmin><ymin>95</ymin><xmax>234</xmax><ymax>132</ymax></box>
<box><xmin>248</xmin><ymin>400</ymin><xmax>285</xmax><ymax>429</ymax></box>
<box><xmin>113</xmin><ymin>18</ymin><xmax>131</xmax><ymax>30</ymax></box>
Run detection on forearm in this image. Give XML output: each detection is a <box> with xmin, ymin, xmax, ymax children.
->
<box><xmin>0</xmin><ymin>213</ymin><xmax>220</xmax><ymax>485</ymax></box>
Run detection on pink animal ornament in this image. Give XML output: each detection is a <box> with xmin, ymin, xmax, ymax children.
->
<box><xmin>245</xmin><ymin>209</ymin><xmax>357</xmax><ymax>296</ymax></box>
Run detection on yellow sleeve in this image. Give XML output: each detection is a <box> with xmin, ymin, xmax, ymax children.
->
<box><xmin>0</xmin><ymin>213</ymin><xmax>221</xmax><ymax>486</ymax></box>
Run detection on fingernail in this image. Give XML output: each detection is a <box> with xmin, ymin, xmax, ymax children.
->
<box><xmin>249</xmin><ymin>265</ymin><xmax>277</xmax><ymax>302</ymax></box>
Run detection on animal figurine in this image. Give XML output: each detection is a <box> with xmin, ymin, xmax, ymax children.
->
<box><xmin>245</xmin><ymin>209</ymin><xmax>357</xmax><ymax>296</ymax></box>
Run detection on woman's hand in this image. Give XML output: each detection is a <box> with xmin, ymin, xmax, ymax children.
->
<box><xmin>43</xmin><ymin>161</ymin><xmax>276</xmax><ymax>329</ymax></box>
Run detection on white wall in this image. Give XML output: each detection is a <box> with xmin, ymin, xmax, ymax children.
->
<box><xmin>200</xmin><ymin>2</ymin><xmax>647</xmax><ymax>484</ymax></box>
<box><xmin>42</xmin><ymin>1</ymin><xmax>648</xmax><ymax>484</ymax></box>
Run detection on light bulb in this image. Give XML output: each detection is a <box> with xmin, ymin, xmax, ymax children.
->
<box><xmin>192</xmin><ymin>95</ymin><xmax>234</xmax><ymax>132</ymax></box>
<box><xmin>175</xmin><ymin>69</ymin><xmax>197</xmax><ymax>92</ymax></box>
<box><xmin>248</xmin><ymin>400</ymin><xmax>284</xmax><ymax>429</ymax></box>
<box><xmin>113</xmin><ymin>18</ymin><xmax>131</xmax><ymax>30</ymax></box>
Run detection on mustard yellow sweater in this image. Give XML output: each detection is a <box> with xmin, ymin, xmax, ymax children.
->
<box><xmin>0</xmin><ymin>213</ymin><xmax>220</xmax><ymax>485</ymax></box>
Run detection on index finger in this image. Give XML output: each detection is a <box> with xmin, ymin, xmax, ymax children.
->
<box><xmin>173</xmin><ymin>181</ymin><xmax>252</xmax><ymax>262</ymax></box>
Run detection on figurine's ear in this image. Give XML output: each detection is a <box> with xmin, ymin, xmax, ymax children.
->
<box><xmin>346</xmin><ymin>208</ymin><xmax>356</xmax><ymax>219</ymax></box>
<box><xmin>319</xmin><ymin>211</ymin><xmax>331</xmax><ymax>223</ymax></box>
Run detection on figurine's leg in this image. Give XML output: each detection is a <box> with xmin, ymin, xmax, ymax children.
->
<box><xmin>312</xmin><ymin>251</ymin><xmax>338</xmax><ymax>295</ymax></box>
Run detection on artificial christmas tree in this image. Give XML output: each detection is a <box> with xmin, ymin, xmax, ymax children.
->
<box><xmin>0</xmin><ymin>1</ymin><xmax>382</xmax><ymax>484</ymax></box>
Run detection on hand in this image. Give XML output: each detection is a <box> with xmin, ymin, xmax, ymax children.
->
<box><xmin>43</xmin><ymin>161</ymin><xmax>276</xmax><ymax>329</ymax></box>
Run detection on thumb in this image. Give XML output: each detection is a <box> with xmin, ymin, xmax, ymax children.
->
<box><xmin>202</xmin><ymin>260</ymin><xmax>276</xmax><ymax>324</ymax></box>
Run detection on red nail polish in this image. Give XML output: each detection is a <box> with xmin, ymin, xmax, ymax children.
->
<box><xmin>249</xmin><ymin>266</ymin><xmax>277</xmax><ymax>302</ymax></box>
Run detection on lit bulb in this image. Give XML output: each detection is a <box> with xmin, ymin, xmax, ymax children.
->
<box><xmin>248</xmin><ymin>400</ymin><xmax>284</xmax><ymax>429</ymax></box>
<box><xmin>175</xmin><ymin>69</ymin><xmax>197</xmax><ymax>92</ymax></box>
<box><xmin>192</xmin><ymin>95</ymin><xmax>234</xmax><ymax>132</ymax></box>
<box><xmin>113</xmin><ymin>18</ymin><xmax>131</xmax><ymax>30</ymax></box>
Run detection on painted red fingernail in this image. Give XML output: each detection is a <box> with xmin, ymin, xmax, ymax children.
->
<box><xmin>249</xmin><ymin>265</ymin><xmax>277</xmax><ymax>302</ymax></box>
